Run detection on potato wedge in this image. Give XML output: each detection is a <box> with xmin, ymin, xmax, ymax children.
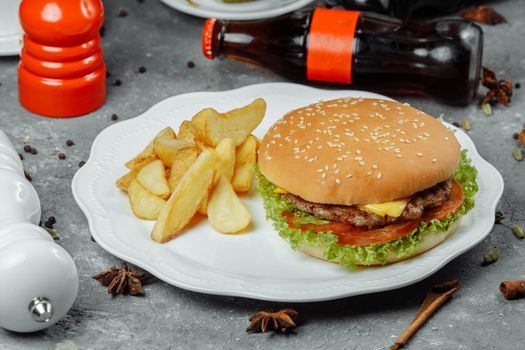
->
<box><xmin>116</xmin><ymin>157</ymin><xmax>156</xmax><ymax>192</ymax></box>
<box><xmin>214</xmin><ymin>138</ymin><xmax>236</xmax><ymax>181</ymax></box>
<box><xmin>116</xmin><ymin>169</ymin><xmax>138</xmax><ymax>192</ymax></box>
<box><xmin>128</xmin><ymin>179</ymin><xmax>166</xmax><ymax>220</ymax></box>
<box><xmin>197</xmin><ymin>140</ymin><xmax>233</xmax><ymax>216</ymax></box>
<box><xmin>190</xmin><ymin>98</ymin><xmax>266</xmax><ymax>147</ymax></box>
<box><xmin>153</xmin><ymin>137</ymin><xmax>199</xmax><ymax>168</ymax></box>
<box><xmin>136</xmin><ymin>159</ymin><xmax>171</xmax><ymax>198</ymax></box>
<box><xmin>232</xmin><ymin>135</ymin><xmax>257</xmax><ymax>192</ymax></box>
<box><xmin>197</xmin><ymin>194</ymin><xmax>209</xmax><ymax>215</ymax></box>
<box><xmin>178</xmin><ymin>120</ymin><xmax>197</xmax><ymax>143</ymax></box>
<box><xmin>253</xmin><ymin>134</ymin><xmax>262</xmax><ymax>151</ymax></box>
<box><xmin>151</xmin><ymin>150</ymin><xmax>215</xmax><ymax>243</ymax></box>
<box><xmin>125</xmin><ymin>127</ymin><xmax>175</xmax><ymax>169</ymax></box>
<box><xmin>168</xmin><ymin>147</ymin><xmax>199</xmax><ymax>191</ymax></box>
<box><xmin>208</xmin><ymin>175</ymin><xmax>251</xmax><ymax>234</ymax></box>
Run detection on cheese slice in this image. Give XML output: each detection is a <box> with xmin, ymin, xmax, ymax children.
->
<box><xmin>360</xmin><ymin>199</ymin><xmax>409</xmax><ymax>218</ymax></box>
<box><xmin>274</xmin><ymin>187</ymin><xmax>288</xmax><ymax>194</ymax></box>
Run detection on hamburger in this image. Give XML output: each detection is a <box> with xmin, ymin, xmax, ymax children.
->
<box><xmin>256</xmin><ymin>98</ymin><xmax>478</xmax><ymax>267</ymax></box>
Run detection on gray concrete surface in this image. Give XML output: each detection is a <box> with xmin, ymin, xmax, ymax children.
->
<box><xmin>0</xmin><ymin>0</ymin><xmax>524</xmax><ymax>349</ymax></box>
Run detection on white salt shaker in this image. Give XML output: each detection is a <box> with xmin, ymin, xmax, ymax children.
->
<box><xmin>0</xmin><ymin>130</ymin><xmax>79</xmax><ymax>332</ymax></box>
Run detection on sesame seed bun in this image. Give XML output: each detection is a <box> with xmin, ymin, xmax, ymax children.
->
<box><xmin>258</xmin><ymin>98</ymin><xmax>461</xmax><ymax>205</ymax></box>
<box><xmin>293</xmin><ymin>217</ymin><xmax>461</xmax><ymax>266</ymax></box>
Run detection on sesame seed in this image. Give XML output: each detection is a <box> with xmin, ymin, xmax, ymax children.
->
<box><xmin>377</xmin><ymin>172</ymin><xmax>382</xmax><ymax>179</ymax></box>
<box><xmin>367</xmin><ymin>171</ymin><xmax>373</xmax><ymax>176</ymax></box>
<box><xmin>372</xmin><ymin>164</ymin><xmax>378</xmax><ymax>169</ymax></box>
<box><xmin>432</xmin><ymin>158</ymin><xmax>438</xmax><ymax>163</ymax></box>
<box><xmin>417</xmin><ymin>152</ymin><xmax>423</xmax><ymax>157</ymax></box>
<box><xmin>322</xmin><ymin>173</ymin><xmax>327</xmax><ymax>179</ymax></box>
<box><xmin>346</xmin><ymin>174</ymin><xmax>353</xmax><ymax>178</ymax></box>
<box><xmin>335</xmin><ymin>179</ymin><xmax>341</xmax><ymax>185</ymax></box>
<box><xmin>396</xmin><ymin>154</ymin><xmax>403</xmax><ymax>158</ymax></box>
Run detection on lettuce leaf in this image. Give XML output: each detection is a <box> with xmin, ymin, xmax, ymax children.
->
<box><xmin>256</xmin><ymin>150</ymin><xmax>478</xmax><ymax>268</ymax></box>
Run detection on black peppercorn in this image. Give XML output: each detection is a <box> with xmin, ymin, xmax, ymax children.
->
<box><xmin>66</xmin><ymin>139</ymin><xmax>74</xmax><ymax>147</ymax></box>
<box><xmin>30</xmin><ymin>147</ymin><xmax>38</xmax><ymax>155</ymax></box>
<box><xmin>58</xmin><ymin>152</ymin><xmax>66</xmax><ymax>160</ymax></box>
<box><xmin>138</xmin><ymin>66</ymin><xmax>146</xmax><ymax>73</ymax></box>
<box><xmin>79</xmin><ymin>160</ymin><xmax>86</xmax><ymax>167</ymax></box>
<box><xmin>187</xmin><ymin>61</ymin><xmax>195</xmax><ymax>68</ymax></box>
<box><xmin>24</xmin><ymin>170</ymin><xmax>32</xmax><ymax>182</ymax></box>
<box><xmin>24</xmin><ymin>145</ymin><xmax>32</xmax><ymax>153</ymax></box>
<box><xmin>111</xmin><ymin>113</ymin><xmax>118</xmax><ymax>121</ymax></box>
<box><xmin>114</xmin><ymin>79</ymin><xmax>122</xmax><ymax>86</ymax></box>
<box><xmin>118</xmin><ymin>9</ymin><xmax>129</xmax><ymax>17</ymax></box>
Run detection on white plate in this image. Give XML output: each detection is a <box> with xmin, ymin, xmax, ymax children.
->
<box><xmin>72</xmin><ymin>83</ymin><xmax>504</xmax><ymax>302</ymax></box>
<box><xmin>160</xmin><ymin>0</ymin><xmax>315</xmax><ymax>20</ymax></box>
<box><xmin>0</xmin><ymin>34</ymin><xmax>21</xmax><ymax>56</ymax></box>
<box><xmin>0</xmin><ymin>0</ymin><xmax>22</xmax><ymax>57</ymax></box>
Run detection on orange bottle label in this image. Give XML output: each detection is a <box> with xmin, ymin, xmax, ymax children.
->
<box><xmin>307</xmin><ymin>8</ymin><xmax>360</xmax><ymax>84</ymax></box>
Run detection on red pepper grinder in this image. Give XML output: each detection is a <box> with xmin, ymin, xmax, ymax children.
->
<box><xmin>18</xmin><ymin>0</ymin><xmax>106</xmax><ymax>118</ymax></box>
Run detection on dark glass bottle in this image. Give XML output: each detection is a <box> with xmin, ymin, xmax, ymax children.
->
<box><xmin>202</xmin><ymin>8</ymin><xmax>483</xmax><ymax>105</ymax></box>
<box><xmin>325</xmin><ymin>0</ymin><xmax>476</xmax><ymax>19</ymax></box>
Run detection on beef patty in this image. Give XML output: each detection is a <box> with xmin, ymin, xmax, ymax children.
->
<box><xmin>283</xmin><ymin>179</ymin><xmax>452</xmax><ymax>229</ymax></box>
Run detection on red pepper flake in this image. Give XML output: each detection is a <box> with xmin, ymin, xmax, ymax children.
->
<box><xmin>459</xmin><ymin>6</ymin><xmax>506</xmax><ymax>25</ymax></box>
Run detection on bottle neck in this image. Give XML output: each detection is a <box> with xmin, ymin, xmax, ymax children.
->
<box><xmin>204</xmin><ymin>10</ymin><xmax>313</xmax><ymax>78</ymax></box>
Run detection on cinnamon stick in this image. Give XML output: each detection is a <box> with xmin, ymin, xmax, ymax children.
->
<box><xmin>390</xmin><ymin>280</ymin><xmax>460</xmax><ymax>350</ymax></box>
<box><xmin>500</xmin><ymin>280</ymin><xmax>525</xmax><ymax>300</ymax></box>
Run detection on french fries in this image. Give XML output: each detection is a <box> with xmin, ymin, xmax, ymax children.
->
<box><xmin>232</xmin><ymin>135</ymin><xmax>257</xmax><ymax>192</ymax></box>
<box><xmin>168</xmin><ymin>149</ymin><xmax>199</xmax><ymax>191</ymax></box>
<box><xmin>128</xmin><ymin>179</ymin><xmax>167</xmax><ymax>220</ymax></box>
<box><xmin>116</xmin><ymin>157</ymin><xmax>156</xmax><ymax>192</ymax></box>
<box><xmin>151</xmin><ymin>150</ymin><xmax>215</xmax><ymax>243</ymax></box>
<box><xmin>191</xmin><ymin>98</ymin><xmax>266</xmax><ymax>147</ymax></box>
<box><xmin>208</xmin><ymin>175</ymin><xmax>251</xmax><ymax>234</ymax></box>
<box><xmin>125</xmin><ymin>127</ymin><xmax>176</xmax><ymax>169</ymax></box>
<box><xmin>136</xmin><ymin>159</ymin><xmax>171</xmax><ymax>198</ymax></box>
<box><xmin>214</xmin><ymin>138</ymin><xmax>236</xmax><ymax>181</ymax></box>
<box><xmin>153</xmin><ymin>138</ymin><xmax>199</xmax><ymax>168</ymax></box>
<box><xmin>178</xmin><ymin>120</ymin><xmax>197</xmax><ymax>143</ymax></box>
<box><xmin>117</xmin><ymin>99</ymin><xmax>265</xmax><ymax>243</ymax></box>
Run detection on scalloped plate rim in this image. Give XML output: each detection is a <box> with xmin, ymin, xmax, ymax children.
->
<box><xmin>72</xmin><ymin>82</ymin><xmax>504</xmax><ymax>302</ymax></box>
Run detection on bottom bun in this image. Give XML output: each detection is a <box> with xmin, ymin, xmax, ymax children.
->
<box><xmin>292</xmin><ymin>218</ymin><xmax>462</xmax><ymax>267</ymax></box>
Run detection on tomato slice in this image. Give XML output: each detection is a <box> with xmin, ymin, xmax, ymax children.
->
<box><xmin>284</xmin><ymin>211</ymin><xmax>366</xmax><ymax>235</ymax></box>
<box><xmin>422</xmin><ymin>180</ymin><xmax>464</xmax><ymax>222</ymax></box>
<box><xmin>283</xmin><ymin>211</ymin><xmax>420</xmax><ymax>247</ymax></box>
<box><xmin>282</xmin><ymin>180</ymin><xmax>465</xmax><ymax>247</ymax></box>
<box><xmin>336</xmin><ymin>220</ymin><xmax>421</xmax><ymax>246</ymax></box>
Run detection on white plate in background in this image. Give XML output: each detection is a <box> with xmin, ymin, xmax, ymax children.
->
<box><xmin>0</xmin><ymin>0</ymin><xmax>22</xmax><ymax>56</ymax></box>
<box><xmin>160</xmin><ymin>0</ymin><xmax>315</xmax><ymax>20</ymax></box>
<box><xmin>72</xmin><ymin>83</ymin><xmax>504</xmax><ymax>302</ymax></box>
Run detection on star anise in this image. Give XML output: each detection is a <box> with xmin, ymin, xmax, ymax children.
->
<box><xmin>246</xmin><ymin>308</ymin><xmax>299</xmax><ymax>333</ymax></box>
<box><xmin>481</xmin><ymin>66</ymin><xmax>513</xmax><ymax>107</ymax></box>
<box><xmin>93</xmin><ymin>263</ymin><xmax>152</xmax><ymax>296</ymax></box>
<box><xmin>458</xmin><ymin>6</ymin><xmax>506</xmax><ymax>25</ymax></box>
<box><xmin>495</xmin><ymin>211</ymin><xmax>506</xmax><ymax>224</ymax></box>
